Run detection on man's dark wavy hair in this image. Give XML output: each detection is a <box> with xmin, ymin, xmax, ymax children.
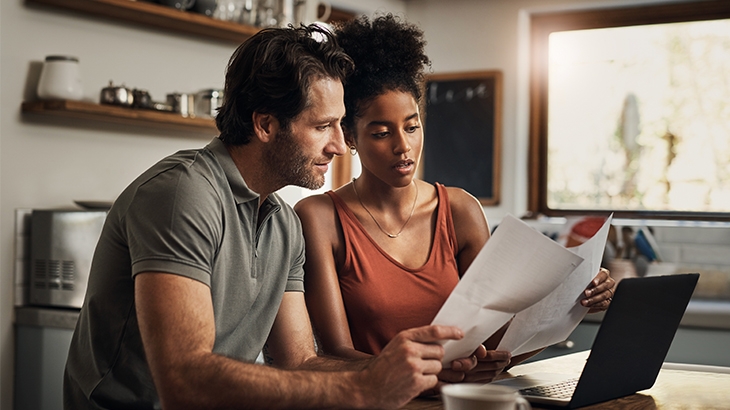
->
<box><xmin>333</xmin><ymin>14</ymin><xmax>429</xmax><ymax>133</ymax></box>
<box><xmin>216</xmin><ymin>24</ymin><xmax>354</xmax><ymax>145</ymax></box>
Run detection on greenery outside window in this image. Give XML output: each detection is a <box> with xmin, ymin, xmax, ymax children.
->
<box><xmin>528</xmin><ymin>1</ymin><xmax>730</xmax><ymax>221</ymax></box>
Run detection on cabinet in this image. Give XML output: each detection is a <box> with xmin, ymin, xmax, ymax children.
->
<box><xmin>14</xmin><ymin>307</ymin><xmax>79</xmax><ymax>410</ymax></box>
<box><xmin>525</xmin><ymin>321</ymin><xmax>730</xmax><ymax>367</ymax></box>
<box><xmin>25</xmin><ymin>0</ymin><xmax>261</xmax><ymax>44</ymax></box>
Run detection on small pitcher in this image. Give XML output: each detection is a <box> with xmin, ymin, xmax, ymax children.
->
<box><xmin>293</xmin><ymin>0</ymin><xmax>330</xmax><ymax>26</ymax></box>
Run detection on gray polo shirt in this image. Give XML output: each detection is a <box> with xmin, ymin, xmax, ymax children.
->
<box><xmin>64</xmin><ymin>137</ymin><xmax>305</xmax><ymax>409</ymax></box>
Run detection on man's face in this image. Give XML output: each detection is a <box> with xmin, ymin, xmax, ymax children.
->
<box><xmin>264</xmin><ymin>78</ymin><xmax>347</xmax><ymax>190</ymax></box>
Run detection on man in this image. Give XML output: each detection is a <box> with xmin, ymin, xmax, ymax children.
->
<box><xmin>64</xmin><ymin>24</ymin><xmax>466</xmax><ymax>409</ymax></box>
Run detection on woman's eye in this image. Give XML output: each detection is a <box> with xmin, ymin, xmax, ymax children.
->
<box><xmin>406</xmin><ymin>125</ymin><xmax>421</xmax><ymax>133</ymax></box>
<box><xmin>372</xmin><ymin>132</ymin><xmax>389</xmax><ymax>138</ymax></box>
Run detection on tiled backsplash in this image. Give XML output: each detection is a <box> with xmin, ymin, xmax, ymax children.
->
<box><xmin>651</xmin><ymin>224</ymin><xmax>730</xmax><ymax>300</ymax></box>
<box><xmin>15</xmin><ymin>209</ymin><xmax>730</xmax><ymax>305</ymax></box>
<box><xmin>523</xmin><ymin>217</ymin><xmax>730</xmax><ymax>302</ymax></box>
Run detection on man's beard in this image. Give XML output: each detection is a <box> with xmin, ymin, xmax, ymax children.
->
<box><xmin>263</xmin><ymin>126</ymin><xmax>326</xmax><ymax>190</ymax></box>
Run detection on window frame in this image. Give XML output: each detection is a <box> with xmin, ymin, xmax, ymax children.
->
<box><xmin>528</xmin><ymin>0</ymin><xmax>730</xmax><ymax>221</ymax></box>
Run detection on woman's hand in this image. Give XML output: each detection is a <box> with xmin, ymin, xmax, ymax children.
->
<box><xmin>437</xmin><ymin>345</ymin><xmax>512</xmax><ymax>384</ymax></box>
<box><xmin>581</xmin><ymin>267</ymin><xmax>616</xmax><ymax>313</ymax></box>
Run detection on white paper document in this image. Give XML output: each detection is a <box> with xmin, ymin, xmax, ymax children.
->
<box><xmin>431</xmin><ymin>215</ymin><xmax>584</xmax><ymax>365</ymax></box>
<box><xmin>496</xmin><ymin>215</ymin><xmax>613</xmax><ymax>356</ymax></box>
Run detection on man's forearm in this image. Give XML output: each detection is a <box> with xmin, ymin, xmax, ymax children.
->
<box><xmin>156</xmin><ymin>352</ymin><xmax>373</xmax><ymax>409</ymax></box>
<box><xmin>296</xmin><ymin>354</ymin><xmax>372</xmax><ymax>372</ymax></box>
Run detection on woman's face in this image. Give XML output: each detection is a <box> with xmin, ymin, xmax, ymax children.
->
<box><xmin>350</xmin><ymin>90</ymin><xmax>423</xmax><ymax>187</ymax></box>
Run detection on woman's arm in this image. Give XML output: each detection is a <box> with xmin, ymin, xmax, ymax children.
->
<box><xmin>294</xmin><ymin>195</ymin><xmax>370</xmax><ymax>360</ymax></box>
<box><xmin>446</xmin><ymin>187</ymin><xmax>491</xmax><ymax>276</ymax></box>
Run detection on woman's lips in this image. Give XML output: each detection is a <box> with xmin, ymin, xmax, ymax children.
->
<box><xmin>394</xmin><ymin>159</ymin><xmax>414</xmax><ymax>174</ymax></box>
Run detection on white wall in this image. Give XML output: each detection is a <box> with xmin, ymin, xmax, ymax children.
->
<box><xmin>0</xmin><ymin>0</ymin><xmax>403</xmax><ymax>407</ymax></box>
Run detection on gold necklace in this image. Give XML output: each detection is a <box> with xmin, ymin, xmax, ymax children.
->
<box><xmin>351</xmin><ymin>178</ymin><xmax>419</xmax><ymax>238</ymax></box>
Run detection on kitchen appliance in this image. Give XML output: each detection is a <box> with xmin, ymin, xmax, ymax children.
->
<box><xmin>167</xmin><ymin>92</ymin><xmax>195</xmax><ymax>117</ymax></box>
<box><xmin>29</xmin><ymin>209</ymin><xmax>107</xmax><ymax>309</ymax></box>
<box><xmin>192</xmin><ymin>0</ymin><xmax>217</xmax><ymax>17</ymax></box>
<box><xmin>132</xmin><ymin>89</ymin><xmax>153</xmax><ymax>109</ymax></box>
<box><xmin>195</xmin><ymin>89</ymin><xmax>224</xmax><ymax>118</ymax></box>
<box><xmin>158</xmin><ymin>0</ymin><xmax>196</xmax><ymax>10</ymax></box>
<box><xmin>36</xmin><ymin>55</ymin><xmax>84</xmax><ymax>101</ymax></box>
<box><xmin>100</xmin><ymin>81</ymin><xmax>134</xmax><ymax>106</ymax></box>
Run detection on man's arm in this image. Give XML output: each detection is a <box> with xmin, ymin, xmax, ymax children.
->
<box><xmin>135</xmin><ymin>272</ymin><xmax>462</xmax><ymax>409</ymax></box>
<box><xmin>262</xmin><ymin>290</ymin><xmax>472</xmax><ymax>407</ymax></box>
<box><xmin>264</xmin><ymin>291</ymin><xmax>369</xmax><ymax>371</ymax></box>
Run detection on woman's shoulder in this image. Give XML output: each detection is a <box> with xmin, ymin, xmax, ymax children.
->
<box><xmin>441</xmin><ymin>185</ymin><xmax>482</xmax><ymax>212</ymax></box>
<box><xmin>294</xmin><ymin>192</ymin><xmax>344</xmax><ymax>245</ymax></box>
<box><xmin>439</xmin><ymin>185</ymin><xmax>490</xmax><ymax>254</ymax></box>
<box><xmin>293</xmin><ymin>192</ymin><xmax>336</xmax><ymax>216</ymax></box>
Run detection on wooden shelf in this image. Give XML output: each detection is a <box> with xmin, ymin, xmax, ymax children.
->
<box><xmin>25</xmin><ymin>0</ymin><xmax>260</xmax><ymax>43</ymax></box>
<box><xmin>22</xmin><ymin>100</ymin><xmax>218</xmax><ymax>133</ymax></box>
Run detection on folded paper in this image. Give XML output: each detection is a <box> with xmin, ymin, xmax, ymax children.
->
<box><xmin>431</xmin><ymin>214</ymin><xmax>585</xmax><ymax>365</ymax></box>
<box><xmin>497</xmin><ymin>215</ymin><xmax>613</xmax><ymax>355</ymax></box>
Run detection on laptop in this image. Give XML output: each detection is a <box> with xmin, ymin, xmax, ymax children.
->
<box><xmin>493</xmin><ymin>273</ymin><xmax>699</xmax><ymax>408</ymax></box>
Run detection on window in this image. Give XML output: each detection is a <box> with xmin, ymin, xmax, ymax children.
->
<box><xmin>528</xmin><ymin>1</ymin><xmax>730</xmax><ymax>220</ymax></box>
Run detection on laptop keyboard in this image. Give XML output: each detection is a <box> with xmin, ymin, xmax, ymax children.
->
<box><xmin>519</xmin><ymin>378</ymin><xmax>579</xmax><ymax>399</ymax></box>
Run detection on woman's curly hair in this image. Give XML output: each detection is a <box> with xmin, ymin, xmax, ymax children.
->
<box><xmin>334</xmin><ymin>14</ymin><xmax>430</xmax><ymax>133</ymax></box>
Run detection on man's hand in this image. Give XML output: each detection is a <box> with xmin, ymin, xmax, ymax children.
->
<box><xmin>356</xmin><ymin>325</ymin><xmax>463</xmax><ymax>409</ymax></box>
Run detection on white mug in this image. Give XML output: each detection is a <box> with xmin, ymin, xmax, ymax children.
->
<box><xmin>293</xmin><ymin>0</ymin><xmax>330</xmax><ymax>26</ymax></box>
<box><xmin>441</xmin><ymin>384</ymin><xmax>531</xmax><ymax>410</ymax></box>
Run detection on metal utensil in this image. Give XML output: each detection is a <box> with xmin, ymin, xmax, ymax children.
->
<box><xmin>100</xmin><ymin>81</ymin><xmax>133</xmax><ymax>106</ymax></box>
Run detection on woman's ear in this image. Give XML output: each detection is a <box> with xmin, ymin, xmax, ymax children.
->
<box><xmin>343</xmin><ymin>128</ymin><xmax>356</xmax><ymax>149</ymax></box>
<box><xmin>252</xmin><ymin>112</ymin><xmax>279</xmax><ymax>143</ymax></box>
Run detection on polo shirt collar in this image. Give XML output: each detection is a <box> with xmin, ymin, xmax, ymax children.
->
<box><xmin>206</xmin><ymin>137</ymin><xmax>259</xmax><ymax>205</ymax></box>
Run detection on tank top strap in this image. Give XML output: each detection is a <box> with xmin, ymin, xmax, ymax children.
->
<box><xmin>434</xmin><ymin>183</ymin><xmax>459</xmax><ymax>256</ymax></box>
<box><xmin>325</xmin><ymin>190</ymin><xmax>363</xmax><ymax>271</ymax></box>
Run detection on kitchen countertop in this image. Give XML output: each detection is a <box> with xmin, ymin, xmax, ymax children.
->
<box><xmin>583</xmin><ymin>299</ymin><xmax>730</xmax><ymax>330</ymax></box>
<box><xmin>15</xmin><ymin>306</ymin><xmax>80</xmax><ymax>330</ymax></box>
<box><xmin>16</xmin><ymin>298</ymin><xmax>730</xmax><ymax>332</ymax></box>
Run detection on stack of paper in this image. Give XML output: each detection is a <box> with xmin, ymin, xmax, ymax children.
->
<box><xmin>431</xmin><ymin>214</ymin><xmax>612</xmax><ymax>364</ymax></box>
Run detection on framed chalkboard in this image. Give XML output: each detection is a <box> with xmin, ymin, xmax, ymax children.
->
<box><xmin>423</xmin><ymin>71</ymin><xmax>502</xmax><ymax>205</ymax></box>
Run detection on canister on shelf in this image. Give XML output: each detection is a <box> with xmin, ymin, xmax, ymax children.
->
<box><xmin>167</xmin><ymin>93</ymin><xmax>195</xmax><ymax>118</ymax></box>
<box><xmin>36</xmin><ymin>55</ymin><xmax>84</xmax><ymax>101</ymax></box>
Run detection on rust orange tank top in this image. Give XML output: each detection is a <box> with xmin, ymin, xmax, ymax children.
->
<box><xmin>325</xmin><ymin>183</ymin><xmax>460</xmax><ymax>355</ymax></box>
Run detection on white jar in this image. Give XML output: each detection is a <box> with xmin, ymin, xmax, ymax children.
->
<box><xmin>36</xmin><ymin>55</ymin><xmax>83</xmax><ymax>101</ymax></box>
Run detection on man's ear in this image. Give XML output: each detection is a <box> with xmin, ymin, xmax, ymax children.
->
<box><xmin>252</xmin><ymin>112</ymin><xmax>279</xmax><ymax>143</ymax></box>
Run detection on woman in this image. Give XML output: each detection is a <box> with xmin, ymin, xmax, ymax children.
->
<box><xmin>294</xmin><ymin>14</ymin><xmax>614</xmax><ymax>385</ymax></box>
